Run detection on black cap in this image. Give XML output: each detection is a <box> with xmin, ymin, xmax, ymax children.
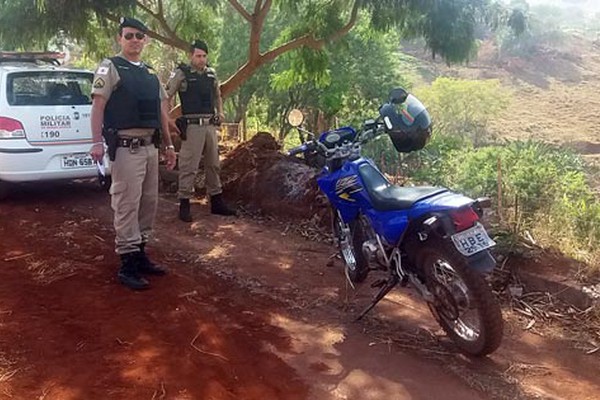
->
<box><xmin>191</xmin><ymin>40</ymin><xmax>209</xmax><ymax>54</ymax></box>
<box><xmin>119</xmin><ymin>17</ymin><xmax>148</xmax><ymax>33</ymax></box>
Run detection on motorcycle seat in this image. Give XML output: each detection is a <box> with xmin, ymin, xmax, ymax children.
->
<box><xmin>359</xmin><ymin>163</ymin><xmax>446</xmax><ymax>211</ymax></box>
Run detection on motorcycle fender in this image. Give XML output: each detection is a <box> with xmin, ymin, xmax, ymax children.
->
<box><xmin>466</xmin><ymin>250</ymin><xmax>496</xmax><ymax>274</ymax></box>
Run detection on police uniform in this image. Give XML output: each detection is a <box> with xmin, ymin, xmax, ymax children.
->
<box><xmin>91</xmin><ymin>17</ymin><xmax>170</xmax><ymax>291</ymax></box>
<box><xmin>166</xmin><ymin>41</ymin><xmax>235</xmax><ymax>221</ymax></box>
<box><xmin>167</xmin><ymin>65</ymin><xmax>221</xmax><ymax>198</ymax></box>
<box><xmin>93</xmin><ymin>55</ymin><xmax>167</xmax><ymax>254</ymax></box>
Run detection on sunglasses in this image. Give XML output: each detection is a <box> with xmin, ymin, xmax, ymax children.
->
<box><xmin>123</xmin><ymin>32</ymin><xmax>146</xmax><ymax>40</ymax></box>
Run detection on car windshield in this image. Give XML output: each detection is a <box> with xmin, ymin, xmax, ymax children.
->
<box><xmin>6</xmin><ymin>71</ymin><xmax>93</xmax><ymax>106</ymax></box>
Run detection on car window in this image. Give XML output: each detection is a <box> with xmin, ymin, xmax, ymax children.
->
<box><xmin>7</xmin><ymin>71</ymin><xmax>93</xmax><ymax>106</ymax></box>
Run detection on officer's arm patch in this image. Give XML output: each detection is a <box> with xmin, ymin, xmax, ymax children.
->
<box><xmin>96</xmin><ymin>66</ymin><xmax>109</xmax><ymax>75</ymax></box>
<box><xmin>93</xmin><ymin>77</ymin><xmax>105</xmax><ymax>89</ymax></box>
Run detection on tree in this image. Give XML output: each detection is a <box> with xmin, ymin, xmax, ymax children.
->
<box><xmin>0</xmin><ymin>0</ymin><xmax>525</xmax><ymax>97</ymax></box>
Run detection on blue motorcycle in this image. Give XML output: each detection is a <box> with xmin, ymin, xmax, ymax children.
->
<box><xmin>287</xmin><ymin>88</ymin><xmax>503</xmax><ymax>356</ymax></box>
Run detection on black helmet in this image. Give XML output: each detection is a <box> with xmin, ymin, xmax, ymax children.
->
<box><xmin>379</xmin><ymin>91</ymin><xmax>432</xmax><ymax>152</ymax></box>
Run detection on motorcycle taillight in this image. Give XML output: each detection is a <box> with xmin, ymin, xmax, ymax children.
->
<box><xmin>450</xmin><ymin>207</ymin><xmax>479</xmax><ymax>232</ymax></box>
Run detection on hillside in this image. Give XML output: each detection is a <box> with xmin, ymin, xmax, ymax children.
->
<box><xmin>402</xmin><ymin>32</ymin><xmax>600</xmax><ymax>185</ymax></box>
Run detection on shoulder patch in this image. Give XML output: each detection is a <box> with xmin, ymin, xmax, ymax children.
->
<box><xmin>93</xmin><ymin>77</ymin><xmax>105</xmax><ymax>89</ymax></box>
<box><xmin>96</xmin><ymin>66</ymin><xmax>109</xmax><ymax>75</ymax></box>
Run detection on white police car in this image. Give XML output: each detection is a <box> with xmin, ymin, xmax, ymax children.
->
<box><xmin>0</xmin><ymin>51</ymin><xmax>109</xmax><ymax>199</ymax></box>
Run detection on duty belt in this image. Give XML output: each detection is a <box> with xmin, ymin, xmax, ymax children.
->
<box><xmin>185</xmin><ymin>117</ymin><xmax>212</xmax><ymax>125</ymax></box>
<box><xmin>117</xmin><ymin>137</ymin><xmax>153</xmax><ymax>149</ymax></box>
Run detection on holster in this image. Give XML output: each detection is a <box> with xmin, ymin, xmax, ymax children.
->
<box><xmin>175</xmin><ymin>116</ymin><xmax>188</xmax><ymax>141</ymax></box>
<box><xmin>152</xmin><ymin>129</ymin><xmax>161</xmax><ymax>148</ymax></box>
<box><xmin>102</xmin><ymin>128</ymin><xmax>118</xmax><ymax>161</ymax></box>
<box><xmin>209</xmin><ymin>114</ymin><xmax>222</xmax><ymax>126</ymax></box>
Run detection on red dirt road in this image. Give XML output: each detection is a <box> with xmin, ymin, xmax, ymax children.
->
<box><xmin>1</xmin><ymin>181</ymin><xmax>599</xmax><ymax>399</ymax></box>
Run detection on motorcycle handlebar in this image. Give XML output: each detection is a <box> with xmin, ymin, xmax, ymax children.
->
<box><xmin>287</xmin><ymin>143</ymin><xmax>310</xmax><ymax>156</ymax></box>
<box><xmin>360</xmin><ymin>124</ymin><xmax>385</xmax><ymax>143</ymax></box>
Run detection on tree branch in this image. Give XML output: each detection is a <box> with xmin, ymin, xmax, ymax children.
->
<box><xmin>261</xmin><ymin>0</ymin><xmax>360</xmax><ymax>63</ymax></box>
<box><xmin>136</xmin><ymin>0</ymin><xmax>158</xmax><ymax>17</ymax></box>
<box><xmin>101</xmin><ymin>11</ymin><xmax>189</xmax><ymax>51</ymax></box>
<box><xmin>221</xmin><ymin>0</ymin><xmax>362</xmax><ymax>97</ymax></box>
<box><xmin>135</xmin><ymin>0</ymin><xmax>189</xmax><ymax>50</ymax></box>
<box><xmin>248</xmin><ymin>0</ymin><xmax>272</xmax><ymax>62</ymax></box>
<box><xmin>328</xmin><ymin>0</ymin><xmax>361</xmax><ymax>42</ymax></box>
<box><xmin>228</xmin><ymin>0</ymin><xmax>252</xmax><ymax>22</ymax></box>
<box><xmin>253</xmin><ymin>0</ymin><xmax>263</xmax><ymax>15</ymax></box>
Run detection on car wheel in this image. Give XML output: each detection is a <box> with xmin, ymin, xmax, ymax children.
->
<box><xmin>0</xmin><ymin>180</ymin><xmax>10</xmax><ymax>200</ymax></box>
<box><xmin>98</xmin><ymin>174</ymin><xmax>111</xmax><ymax>192</ymax></box>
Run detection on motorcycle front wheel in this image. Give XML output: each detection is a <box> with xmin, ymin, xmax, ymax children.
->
<box><xmin>419</xmin><ymin>243</ymin><xmax>503</xmax><ymax>356</ymax></box>
<box><xmin>331</xmin><ymin>209</ymin><xmax>369</xmax><ymax>284</ymax></box>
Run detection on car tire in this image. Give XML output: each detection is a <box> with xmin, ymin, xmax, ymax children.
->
<box><xmin>98</xmin><ymin>174</ymin><xmax>111</xmax><ymax>192</ymax></box>
<box><xmin>0</xmin><ymin>180</ymin><xmax>10</xmax><ymax>200</ymax></box>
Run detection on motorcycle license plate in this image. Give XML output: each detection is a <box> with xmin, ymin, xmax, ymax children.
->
<box><xmin>61</xmin><ymin>153</ymin><xmax>93</xmax><ymax>169</ymax></box>
<box><xmin>451</xmin><ymin>223</ymin><xmax>496</xmax><ymax>256</ymax></box>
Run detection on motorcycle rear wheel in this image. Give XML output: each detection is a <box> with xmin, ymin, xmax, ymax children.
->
<box><xmin>331</xmin><ymin>209</ymin><xmax>369</xmax><ymax>284</ymax></box>
<box><xmin>419</xmin><ymin>243</ymin><xmax>503</xmax><ymax>356</ymax></box>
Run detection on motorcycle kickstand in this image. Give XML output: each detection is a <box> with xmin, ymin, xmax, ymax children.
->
<box><xmin>355</xmin><ymin>274</ymin><xmax>399</xmax><ymax>321</ymax></box>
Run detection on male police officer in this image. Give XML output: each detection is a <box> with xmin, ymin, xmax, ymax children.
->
<box><xmin>166</xmin><ymin>40</ymin><xmax>236</xmax><ymax>222</ymax></box>
<box><xmin>89</xmin><ymin>17</ymin><xmax>177</xmax><ymax>290</ymax></box>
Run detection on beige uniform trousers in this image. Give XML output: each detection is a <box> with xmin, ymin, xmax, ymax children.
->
<box><xmin>178</xmin><ymin>123</ymin><xmax>222</xmax><ymax>199</ymax></box>
<box><xmin>110</xmin><ymin>142</ymin><xmax>159</xmax><ymax>255</ymax></box>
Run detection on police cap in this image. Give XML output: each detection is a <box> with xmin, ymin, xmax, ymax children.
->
<box><xmin>191</xmin><ymin>40</ymin><xmax>209</xmax><ymax>54</ymax></box>
<box><xmin>119</xmin><ymin>17</ymin><xmax>148</xmax><ymax>33</ymax></box>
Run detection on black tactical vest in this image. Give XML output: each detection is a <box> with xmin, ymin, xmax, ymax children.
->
<box><xmin>103</xmin><ymin>57</ymin><xmax>161</xmax><ymax>130</ymax></box>
<box><xmin>178</xmin><ymin>65</ymin><xmax>216</xmax><ymax>115</ymax></box>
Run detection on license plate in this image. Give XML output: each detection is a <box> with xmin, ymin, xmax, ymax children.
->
<box><xmin>61</xmin><ymin>153</ymin><xmax>93</xmax><ymax>169</ymax></box>
<box><xmin>451</xmin><ymin>223</ymin><xmax>496</xmax><ymax>256</ymax></box>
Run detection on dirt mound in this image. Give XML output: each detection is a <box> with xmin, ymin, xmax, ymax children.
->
<box><xmin>221</xmin><ymin>133</ymin><xmax>327</xmax><ymax>222</ymax></box>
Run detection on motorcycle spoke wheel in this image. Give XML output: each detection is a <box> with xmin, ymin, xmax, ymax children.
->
<box><xmin>331</xmin><ymin>209</ymin><xmax>369</xmax><ymax>284</ymax></box>
<box><xmin>430</xmin><ymin>260</ymin><xmax>481</xmax><ymax>343</ymax></box>
<box><xmin>420</xmin><ymin>243</ymin><xmax>503</xmax><ymax>357</ymax></box>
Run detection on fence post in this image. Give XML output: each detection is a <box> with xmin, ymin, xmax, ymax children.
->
<box><xmin>497</xmin><ymin>155</ymin><xmax>503</xmax><ymax>222</ymax></box>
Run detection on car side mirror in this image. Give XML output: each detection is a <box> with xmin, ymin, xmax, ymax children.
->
<box><xmin>389</xmin><ymin>88</ymin><xmax>409</xmax><ymax>104</ymax></box>
<box><xmin>287</xmin><ymin>109</ymin><xmax>304</xmax><ymax>127</ymax></box>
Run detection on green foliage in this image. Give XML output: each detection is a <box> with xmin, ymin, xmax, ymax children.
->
<box><xmin>0</xmin><ymin>0</ymin><xmax>134</xmax><ymax>50</ymax></box>
<box><xmin>262</xmin><ymin>17</ymin><xmax>410</xmax><ymax>139</ymax></box>
<box><xmin>441</xmin><ymin>141</ymin><xmax>599</xmax><ymax>261</ymax></box>
<box><xmin>414</xmin><ymin>78</ymin><xmax>511</xmax><ymax>145</ymax></box>
<box><xmin>0</xmin><ymin>0</ymin><xmax>527</xmax><ymax>82</ymax></box>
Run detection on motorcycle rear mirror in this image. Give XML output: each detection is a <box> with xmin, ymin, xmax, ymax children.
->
<box><xmin>287</xmin><ymin>109</ymin><xmax>304</xmax><ymax>127</ymax></box>
<box><xmin>389</xmin><ymin>88</ymin><xmax>409</xmax><ymax>104</ymax></box>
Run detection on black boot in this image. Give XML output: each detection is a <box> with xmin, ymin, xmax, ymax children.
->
<box><xmin>138</xmin><ymin>243</ymin><xmax>167</xmax><ymax>276</ymax></box>
<box><xmin>210</xmin><ymin>193</ymin><xmax>237</xmax><ymax>216</ymax></box>
<box><xmin>118</xmin><ymin>252</ymin><xmax>149</xmax><ymax>291</ymax></box>
<box><xmin>179</xmin><ymin>198</ymin><xmax>192</xmax><ymax>222</ymax></box>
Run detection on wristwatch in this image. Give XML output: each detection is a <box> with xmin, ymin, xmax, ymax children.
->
<box><xmin>166</xmin><ymin>145</ymin><xmax>175</xmax><ymax>151</ymax></box>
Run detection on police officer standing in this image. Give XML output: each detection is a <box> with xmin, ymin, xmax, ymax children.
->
<box><xmin>89</xmin><ymin>17</ymin><xmax>177</xmax><ymax>291</ymax></box>
<box><xmin>166</xmin><ymin>40</ymin><xmax>236</xmax><ymax>222</ymax></box>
